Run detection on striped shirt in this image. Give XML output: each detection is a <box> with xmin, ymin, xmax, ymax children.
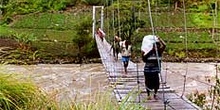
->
<box><xmin>143</xmin><ymin>49</ymin><xmax>162</xmax><ymax>73</ymax></box>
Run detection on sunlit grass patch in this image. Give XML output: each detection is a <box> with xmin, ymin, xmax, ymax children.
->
<box><xmin>0</xmin><ymin>26</ymin><xmax>14</xmax><ymax>37</ymax></box>
<box><xmin>66</xmin><ymin>89</ymin><xmax>147</xmax><ymax>110</ymax></box>
<box><xmin>11</xmin><ymin>13</ymin><xmax>77</xmax><ymax>30</ymax></box>
<box><xmin>0</xmin><ymin>72</ymin><xmax>58</xmax><ymax>110</ymax></box>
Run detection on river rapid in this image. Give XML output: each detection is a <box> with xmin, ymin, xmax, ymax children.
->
<box><xmin>0</xmin><ymin>62</ymin><xmax>219</xmax><ymax>103</ymax></box>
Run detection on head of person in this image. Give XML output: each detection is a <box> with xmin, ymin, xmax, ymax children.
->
<box><xmin>115</xmin><ymin>36</ymin><xmax>121</xmax><ymax>41</ymax></box>
<box><xmin>125</xmin><ymin>40</ymin><xmax>131</xmax><ymax>49</ymax></box>
<box><xmin>114</xmin><ymin>35</ymin><xmax>118</xmax><ymax>40</ymax></box>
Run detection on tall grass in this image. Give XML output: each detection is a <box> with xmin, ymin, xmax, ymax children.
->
<box><xmin>0</xmin><ymin>72</ymin><xmax>58</xmax><ymax>110</ymax></box>
<box><xmin>0</xmin><ymin>70</ymin><xmax>148</xmax><ymax>110</ymax></box>
<box><xmin>66</xmin><ymin>89</ymin><xmax>147</xmax><ymax>110</ymax></box>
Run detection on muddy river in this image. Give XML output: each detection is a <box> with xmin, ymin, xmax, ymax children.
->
<box><xmin>0</xmin><ymin>62</ymin><xmax>219</xmax><ymax>103</ymax></box>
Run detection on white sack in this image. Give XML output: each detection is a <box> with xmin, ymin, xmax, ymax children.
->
<box><xmin>141</xmin><ymin>35</ymin><xmax>159</xmax><ymax>56</ymax></box>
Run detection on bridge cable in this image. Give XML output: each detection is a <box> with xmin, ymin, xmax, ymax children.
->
<box><xmin>132</xmin><ymin>1</ymin><xmax>141</xmax><ymax>103</ymax></box>
<box><xmin>210</xmin><ymin>1</ymin><xmax>219</xmax><ymax>110</ymax></box>
<box><xmin>112</xmin><ymin>0</ymin><xmax>115</xmax><ymax>36</ymax></box>
<box><xmin>105</xmin><ymin>0</ymin><xmax>110</xmax><ymax>41</ymax></box>
<box><xmin>163</xmin><ymin>0</ymin><xmax>172</xmax><ymax>87</ymax></box>
<box><xmin>146</xmin><ymin>0</ymin><xmax>168</xmax><ymax>109</ymax></box>
<box><xmin>117</xmin><ymin>0</ymin><xmax>121</xmax><ymax>37</ymax></box>
<box><xmin>111</xmin><ymin>0</ymin><xmax>123</xmax><ymax>100</ymax></box>
<box><xmin>181</xmin><ymin>0</ymin><xmax>189</xmax><ymax>98</ymax></box>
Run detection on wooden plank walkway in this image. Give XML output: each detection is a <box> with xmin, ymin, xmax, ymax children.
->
<box><xmin>95</xmin><ymin>35</ymin><xmax>201</xmax><ymax>110</ymax></box>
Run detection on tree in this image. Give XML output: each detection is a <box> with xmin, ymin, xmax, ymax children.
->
<box><xmin>108</xmin><ymin>1</ymin><xmax>145</xmax><ymax>41</ymax></box>
<box><xmin>72</xmin><ymin>16</ymin><xmax>93</xmax><ymax>63</ymax></box>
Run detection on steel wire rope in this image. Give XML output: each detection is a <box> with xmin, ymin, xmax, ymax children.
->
<box><xmin>146</xmin><ymin>0</ymin><xmax>168</xmax><ymax>109</ymax></box>
<box><xmin>211</xmin><ymin>1</ymin><xmax>219</xmax><ymax>46</ymax></box>
<box><xmin>130</xmin><ymin>0</ymin><xmax>142</xmax><ymax>103</ymax></box>
<box><xmin>110</xmin><ymin>0</ymin><xmax>123</xmax><ymax>100</ymax></box>
<box><xmin>105</xmin><ymin>16</ymin><xmax>114</xmax><ymax>85</ymax></box>
<box><xmin>105</xmin><ymin>0</ymin><xmax>112</xmax><ymax>77</ymax></box>
<box><xmin>180</xmin><ymin>0</ymin><xmax>189</xmax><ymax>98</ymax></box>
<box><xmin>140</xmin><ymin>0</ymin><xmax>160</xmax><ymax>96</ymax></box>
<box><xmin>113</xmin><ymin>0</ymin><xmax>138</xmax><ymax>101</ymax></box>
<box><xmin>179</xmin><ymin>2</ymin><xmax>219</xmax><ymax>110</ymax></box>
<box><xmin>117</xmin><ymin>0</ymin><xmax>121</xmax><ymax>38</ymax></box>
<box><xmin>210</xmin><ymin>2</ymin><xmax>219</xmax><ymax>110</ymax></box>
<box><xmin>175</xmin><ymin>2</ymin><xmax>220</xmax><ymax>109</ymax></box>
<box><xmin>111</xmin><ymin>0</ymin><xmax>115</xmax><ymax>37</ymax></box>
<box><xmin>155</xmin><ymin>0</ymin><xmax>169</xmax><ymax>98</ymax></box>
<box><xmin>107</xmin><ymin>0</ymin><xmax>114</xmax><ymax>83</ymax></box>
<box><xmin>211</xmin><ymin>64</ymin><xmax>219</xmax><ymax>110</ymax></box>
<box><xmin>168</xmin><ymin>65</ymin><xmax>220</xmax><ymax>109</ymax></box>
<box><xmin>0</xmin><ymin>0</ymin><xmax>2</xmax><ymax>15</ymax></box>
<box><xmin>105</xmin><ymin>0</ymin><xmax>110</xmax><ymax>42</ymax></box>
<box><xmin>168</xmin><ymin>69</ymin><xmax>216</xmax><ymax>88</ymax></box>
<box><xmin>93</xmin><ymin>4</ymin><xmax>123</xmax><ymax>101</ymax></box>
<box><xmin>163</xmin><ymin>0</ymin><xmax>172</xmax><ymax>88</ymax></box>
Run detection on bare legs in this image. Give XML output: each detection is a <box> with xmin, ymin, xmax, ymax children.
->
<box><xmin>112</xmin><ymin>48</ymin><xmax>119</xmax><ymax>61</ymax></box>
<box><xmin>123</xmin><ymin>61</ymin><xmax>128</xmax><ymax>74</ymax></box>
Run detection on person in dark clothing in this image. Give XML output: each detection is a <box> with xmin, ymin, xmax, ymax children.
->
<box><xmin>141</xmin><ymin>35</ymin><xmax>166</xmax><ymax>100</ymax></box>
<box><xmin>110</xmin><ymin>35</ymin><xmax>121</xmax><ymax>60</ymax></box>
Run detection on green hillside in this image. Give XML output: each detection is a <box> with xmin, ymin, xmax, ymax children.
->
<box><xmin>0</xmin><ymin>0</ymin><xmax>220</xmax><ymax>64</ymax></box>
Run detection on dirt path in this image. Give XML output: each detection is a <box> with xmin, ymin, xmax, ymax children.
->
<box><xmin>0</xmin><ymin>62</ymin><xmax>219</xmax><ymax>103</ymax></box>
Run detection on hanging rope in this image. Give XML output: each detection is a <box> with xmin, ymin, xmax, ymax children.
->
<box><xmin>210</xmin><ymin>1</ymin><xmax>219</xmax><ymax>110</ymax></box>
<box><xmin>132</xmin><ymin>0</ymin><xmax>141</xmax><ymax>103</ymax></box>
<box><xmin>146</xmin><ymin>0</ymin><xmax>168</xmax><ymax>109</ymax></box>
<box><xmin>181</xmin><ymin>0</ymin><xmax>189</xmax><ymax>98</ymax></box>
<box><xmin>105</xmin><ymin>0</ymin><xmax>110</xmax><ymax>40</ymax></box>
<box><xmin>211</xmin><ymin>1</ymin><xmax>219</xmax><ymax>56</ymax></box>
<box><xmin>117</xmin><ymin>0</ymin><xmax>121</xmax><ymax>37</ymax></box>
<box><xmin>147</xmin><ymin>0</ymin><xmax>155</xmax><ymax>35</ymax></box>
<box><xmin>110</xmin><ymin>0</ymin><xmax>124</xmax><ymax>101</ymax></box>
<box><xmin>211</xmin><ymin>1</ymin><xmax>219</xmax><ymax>46</ymax></box>
<box><xmin>112</xmin><ymin>0</ymin><xmax>115</xmax><ymax>36</ymax></box>
<box><xmin>163</xmin><ymin>0</ymin><xmax>172</xmax><ymax>85</ymax></box>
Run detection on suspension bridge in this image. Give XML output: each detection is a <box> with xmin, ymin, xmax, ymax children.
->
<box><xmin>91</xmin><ymin>0</ymin><xmax>220</xmax><ymax>109</ymax></box>
<box><xmin>95</xmin><ymin>35</ymin><xmax>201</xmax><ymax>110</ymax></box>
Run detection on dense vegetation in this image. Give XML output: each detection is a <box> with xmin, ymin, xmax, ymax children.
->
<box><xmin>0</xmin><ymin>0</ymin><xmax>220</xmax><ymax>64</ymax></box>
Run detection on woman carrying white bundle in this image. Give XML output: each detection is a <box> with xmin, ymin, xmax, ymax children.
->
<box><xmin>141</xmin><ymin>35</ymin><xmax>166</xmax><ymax>100</ymax></box>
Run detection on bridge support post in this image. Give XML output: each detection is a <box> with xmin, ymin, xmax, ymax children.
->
<box><xmin>92</xmin><ymin>6</ymin><xmax>104</xmax><ymax>38</ymax></box>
